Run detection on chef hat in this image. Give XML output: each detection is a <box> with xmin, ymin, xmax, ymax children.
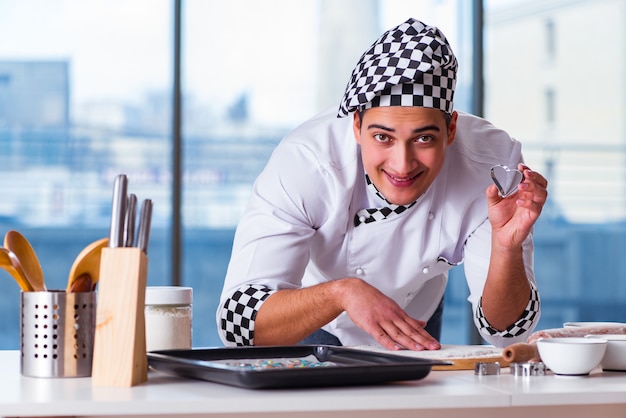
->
<box><xmin>337</xmin><ymin>18</ymin><xmax>457</xmax><ymax>117</ymax></box>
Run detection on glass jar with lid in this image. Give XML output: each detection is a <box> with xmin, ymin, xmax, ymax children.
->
<box><xmin>145</xmin><ymin>286</ymin><xmax>192</xmax><ymax>351</ymax></box>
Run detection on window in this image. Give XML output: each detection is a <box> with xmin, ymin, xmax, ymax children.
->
<box><xmin>486</xmin><ymin>0</ymin><xmax>626</xmax><ymax>328</ymax></box>
<box><xmin>2</xmin><ymin>0</ymin><xmax>620</xmax><ymax>351</ymax></box>
<box><xmin>0</xmin><ymin>0</ymin><xmax>172</xmax><ymax>347</ymax></box>
<box><xmin>181</xmin><ymin>0</ymin><xmax>473</xmax><ymax>346</ymax></box>
<box><xmin>0</xmin><ymin>0</ymin><xmax>473</xmax><ymax>348</ymax></box>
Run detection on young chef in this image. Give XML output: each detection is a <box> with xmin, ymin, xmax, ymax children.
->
<box><xmin>216</xmin><ymin>18</ymin><xmax>548</xmax><ymax>350</ymax></box>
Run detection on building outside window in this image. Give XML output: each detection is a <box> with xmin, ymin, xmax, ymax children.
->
<box><xmin>545</xmin><ymin>18</ymin><xmax>556</xmax><ymax>61</ymax></box>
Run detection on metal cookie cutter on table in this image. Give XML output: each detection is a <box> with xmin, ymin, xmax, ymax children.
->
<box><xmin>510</xmin><ymin>362</ymin><xmax>546</xmax><ymax>377</ymax></box>
<box><xmin>474</xmin><ymin>362</ymin><xmax>501</xmax><ymax>375</ymax></box>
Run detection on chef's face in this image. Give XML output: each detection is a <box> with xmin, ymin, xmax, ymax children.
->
<box><xmin>353</xmin><ymin>106</ymin><xmax>457</xmax><ymax>206</ymax></box>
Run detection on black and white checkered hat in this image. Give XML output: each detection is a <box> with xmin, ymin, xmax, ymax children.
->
<box><xmin>338</xmin><ymin>18</ymin><xmax>457</xmax><ymax>117</ymax></box>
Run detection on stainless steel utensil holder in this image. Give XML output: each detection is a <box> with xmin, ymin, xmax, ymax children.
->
<box><xmin>21</xmin><ymin>290</ymin><xmax>96</xmax><ymax>378</ymax></box>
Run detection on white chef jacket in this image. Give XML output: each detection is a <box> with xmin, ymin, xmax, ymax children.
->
<box><xmin>217</xmin><ymin>108</ymin><xmax>539</xmax><ymax>348</ymax></box>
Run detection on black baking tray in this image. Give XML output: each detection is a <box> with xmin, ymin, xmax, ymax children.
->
<box><xmin>147</xmin><ymin>345</ymin><xmax>450</xmax><ymax>389</ymax></box>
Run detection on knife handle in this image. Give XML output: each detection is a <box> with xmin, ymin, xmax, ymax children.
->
<box><xmin>136</xmin><ymin>199</ymin><xmax>153</xmax><ymax>254</ymax></box>
<box><xmin>109</xmin><ymin>174</ymin><xmax>128</xmax><ymax>248</ymax></box>
<box><xmin>124</xmin><ymin>194</ymin><xmax>137</xmax><ymax>247</ymax></box>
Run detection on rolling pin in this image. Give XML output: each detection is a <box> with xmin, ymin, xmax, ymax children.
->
<box><xmin>502</xmin><ymin>343</ymin><xmax>540</xmax><ymax>363</ymax></box>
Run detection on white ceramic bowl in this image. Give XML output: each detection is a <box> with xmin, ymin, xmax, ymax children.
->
<box><xmin>585</xmin><ymin>334</ymin><xmax>626</xmax><ymax>371</ymax></box>
<box><xmin>537</xmin><ymin>337</ymin><xmax>607</xmax><ymax>375</ymax></box>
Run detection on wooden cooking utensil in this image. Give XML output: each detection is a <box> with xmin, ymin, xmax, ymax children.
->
<box><xmin>0</xmin><ymin>248</ymin><xmax>34</xmax><ymax>292</ymax></box>
<box><xmin>4</xmin><ymin>230</ymin><xmax>46</xmax><ymax>291</ymax></box>
<box><xmin>68</xmin><ymin>273</ymin><xmax>93</xmax><ymax>293</ymax></box>
<box><xmin>67</xmin><ymin>238</ymin><xmax>109</xmax><ymax>292</ymax></box>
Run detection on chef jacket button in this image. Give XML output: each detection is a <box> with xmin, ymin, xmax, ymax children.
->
<box><xmin>428</xmin><ymin>212</ymin><xmax>434</xmax><ymax>220</ymax></box>
<box><xmin>359</xmin><ymin>216</ymin><xmax>366</xmax><ymax>223</ymax></box>
<box><xmin>355</xmin><ymin>268</ymin><xmax>364</xmax><ymax>275</ymax></box>
<box><xmin>422</xmin><ymin>267</ymin><xmax>430</xmax><ymax>274</ymax></box>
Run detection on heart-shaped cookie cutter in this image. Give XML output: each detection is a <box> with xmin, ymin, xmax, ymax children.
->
<box><xmin>490</xmin><ymin>165</ymin><xmax>523</xmax><ymax>198</ymax></box>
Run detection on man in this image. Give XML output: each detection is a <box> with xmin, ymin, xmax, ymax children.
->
<box><xmin>216</xmin><ymin>18</ymin><xmax>547</xmax><ymax>350</ymax></box>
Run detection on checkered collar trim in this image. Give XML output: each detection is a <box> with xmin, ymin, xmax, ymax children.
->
<box><xmin>338</xmin><ymin>18</ymin><xmax>457</xmax><ymax>117</ymax></box>
<box><xmin>353</xmin><ymin>174</ymin><xmax>416</xmax><ymax>227</ymax></box>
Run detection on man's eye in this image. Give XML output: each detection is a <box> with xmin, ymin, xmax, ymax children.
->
<box><xmin>416</xmin><ymin>135</ymin><xmax>434</xmax><ymax>144</ymax></box>
<box><xmin>374</xmin><ymin>134</ymin><xmax>391</xmax><ymax>143</ymax></box>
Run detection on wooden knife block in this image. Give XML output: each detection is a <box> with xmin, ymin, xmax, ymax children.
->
<box><xmin>92</xmin><ymin>247</ymin><xmax>148</xmax><ymax>387</ymax></box>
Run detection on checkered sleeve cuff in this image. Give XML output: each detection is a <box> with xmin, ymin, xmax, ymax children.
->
<box><xmin>476</xmin><ymin>282</ymin><xmax>540</xmax><ymax>338</ymax></box>
<box><xmin>220</xmin><ymin>284</ymin><xmax>276</xmax><ymax>346</ymax></box>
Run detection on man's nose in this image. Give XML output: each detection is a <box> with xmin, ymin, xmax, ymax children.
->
<box><xmin>390</xmin><ymin>144</ymin><xmax>416</xmax><ymax>174</ymax></box>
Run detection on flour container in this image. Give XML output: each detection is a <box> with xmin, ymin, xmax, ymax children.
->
<box><xmin>145</xmin><ymin>286</ymin><xmax>192</xmax><ymax>351</ymax></box>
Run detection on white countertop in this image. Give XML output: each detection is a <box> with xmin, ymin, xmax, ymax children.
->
<box><xmin>2</xmin><ymin>350</ymin><xmax>626</xmax><ymax>418</ymax></box>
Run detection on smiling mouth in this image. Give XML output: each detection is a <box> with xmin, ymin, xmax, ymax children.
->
<box><xmin>385</xmin><ymin>171</ymin><xmax>422</xmax><ymax>186</ymax></box>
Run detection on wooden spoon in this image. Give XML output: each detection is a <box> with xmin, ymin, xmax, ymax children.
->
<box><xmin>67</xmin><ymin>273</ymin><xmax>93</xmax><ymax>293</ymax></box>
<box><xmin>4</xmin><ymin>230</ymin><xmax>46</xmax><ymax>291</ymax></box>
<box><xmin>67</xmin><ymin>238</ymin><xmax>108</xmax><ymax>292</ymax></box>
<box><xmin>0</xmin><ymin>248</ymin><xmax>34</xmax><ymax>291</ymax></box>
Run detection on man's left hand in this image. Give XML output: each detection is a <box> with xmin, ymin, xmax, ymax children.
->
<box><xmin>487</xmin><ymin>163</ymin><xmax>548</xmax><ymax>250</ymax></box>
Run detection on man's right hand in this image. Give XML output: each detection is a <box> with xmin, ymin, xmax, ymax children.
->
<box><xmin>254</xmin><ymin>277</ymin><xmax>440</xmax><ymax>351</ymax></box>
<box><xmin>338</xmin><ymin>278</ymin><xmax>441</xmax><ymax>351</ymax></box>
